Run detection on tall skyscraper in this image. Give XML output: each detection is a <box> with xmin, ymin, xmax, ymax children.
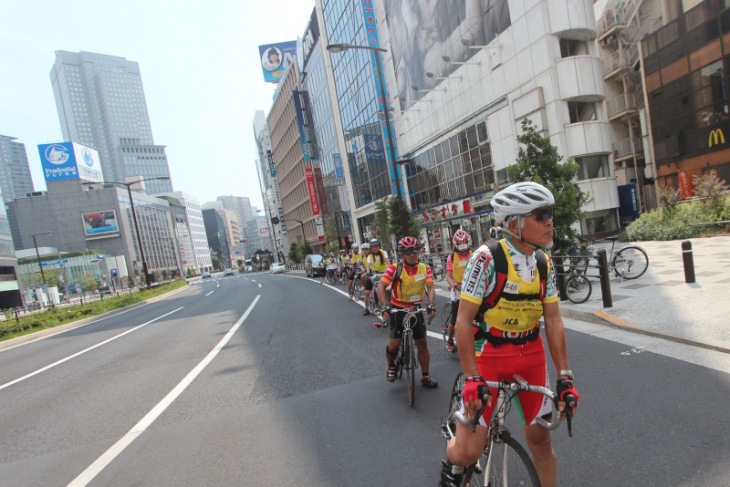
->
<box><xmin>0</xmin><ymin>135</ymin><xmax>35</xmax><ymax>202</ymax></box>
<box><xmin>50</xmin><ymin>50</ymin><xmax>173</xmax><ymax>195</ymax></box>
<box><xmin>217</xmin><ymin>195</ymin><xmax>253</xmax><ymax>228</ymax></box>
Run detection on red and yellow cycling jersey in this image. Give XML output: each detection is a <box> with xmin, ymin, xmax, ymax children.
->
<box><xmin>380</xmin><ymin>262</ymin><xmax>433</xmax><ymax>308</ymax></box>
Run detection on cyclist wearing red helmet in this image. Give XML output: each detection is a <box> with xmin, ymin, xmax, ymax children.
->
<box><xmin>377</xmin><ymin>236</ymin><xmax>438</xmax><ymax>388</ymax></box>
<box><xmin>444</xmin><ymin>229</ymin><xmax>473</xmax><ymax>353</ymax></box>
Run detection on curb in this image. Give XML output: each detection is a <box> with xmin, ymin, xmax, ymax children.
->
<box><xmin>562</xmin><ymin>307</ymin><xmax>730</xmax><ymax>355</ymax></box>
<box><xmin>0</xmin><ymin>284</ymin><xmax>190</xmax><ymax>352</ymax></box>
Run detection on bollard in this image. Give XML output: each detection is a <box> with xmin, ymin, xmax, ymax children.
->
<box><xmin>597</xmin><ymin>249</ymin><xmax>613</xmax><ymax>308</ymax></box>
<box><xmin>553</xmin><ymin>251</ymin><xmax>567</xmax><ymax>301</ymax></box>
<box><xmin>682</xmin><ymin>240</ymin><xmax>696</xmax><ymax>283</ymax></box>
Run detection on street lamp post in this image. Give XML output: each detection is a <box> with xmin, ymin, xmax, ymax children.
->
<box><xmin>327</xmin><ymin>43</ymin><xmax>410</xmax><ymax>236</ymax></box>
<box><xmin>31</xmin><ymin>232</ymin><xmax>52</xmax><ymax>286</ymax></box>
<box><xmin>83</xmin><ymin>177</ymin><xmax>170</xmax><ymax>288</ymax></box>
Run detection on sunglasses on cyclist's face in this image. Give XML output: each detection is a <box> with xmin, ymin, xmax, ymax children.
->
<box><xmin>526</xmin><ymin>207</ymin><xmax>554</xmax><ymax>222</ymax></box>
<box><xmin>402</xmin><ymin>249</ymin><xmax>419</xmax><ymax>256</ymax></box>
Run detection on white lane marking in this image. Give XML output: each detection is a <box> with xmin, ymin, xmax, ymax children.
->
<box><xmin>258</xmin><ymin>283</ymin><xmax>262</xmax><ymax>288</ymax></box>
<box><xmin>67</xmin><ymin>296</ymin><xmax>261</xmax><ymax>487</ymax></box>
<box><xmin>0</xmin><ymin>307</ymin><xmax>184</xmax><ymax>392</ymax></box>
<box><xmin>205</xmin><ymin>290</ymin><xmax>215</xmax><ymax>296</ymax></box>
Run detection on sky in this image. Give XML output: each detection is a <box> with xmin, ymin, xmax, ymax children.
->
<box><xmin>0</xmin><ymin>0</ymin><xmax>315</xmax><ymax>210</ymax></box>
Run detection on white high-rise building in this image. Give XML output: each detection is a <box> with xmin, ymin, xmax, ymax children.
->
<box><xmin>50</xmin><ymin>50</ymin><xmax>173</xmax><ymax>195</ymax></box>
<box><xmin>158</xmin><ymin>191</ymin><xmax>212</xmax><ymax>273</ymax></box>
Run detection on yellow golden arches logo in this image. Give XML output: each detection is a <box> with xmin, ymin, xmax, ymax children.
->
<box><xmin>709</xmin><ymin>128</ymin><xmax>726</xmax><ymax>147</ymax></box>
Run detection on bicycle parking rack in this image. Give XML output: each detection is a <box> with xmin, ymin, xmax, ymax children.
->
<box><xmin>552</xmin><ymin>249</ymin><xmax>613</xmax><ymax>308</ymax></box>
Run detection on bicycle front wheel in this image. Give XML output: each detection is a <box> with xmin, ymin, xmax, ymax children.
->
<box><xmin>440</xmin><ymin>302</ymin><xmax>453</xmax><ymax>343</ymax></box>
<box><xmin>564</xmin><ymin>274</ymin><xmax>592</xmax><ymax>304</ymax></box>
<box><xmin>613</xmin><ymin>246</ymin><xmax>649</xmax><ymax>280</ymax></box>
<box><xmin>404</xmin><ymin>334</ymin><xmax>416</xmax><ymax>407</ymax></box>
<box><xmin>469</xmin><ymin>431</ymin><xmax>539</xmax><ymax>487</ymax></box>
<box><xmin>444</xmin><ymin>373</ymin><xmax>464</xmax><ymax>440</ymax></box>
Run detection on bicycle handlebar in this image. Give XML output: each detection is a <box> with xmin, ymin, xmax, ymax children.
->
<box><xmin>455</xmin><ymin>378</ymin><xmax>562</xmax><ymax>431</ymax></box>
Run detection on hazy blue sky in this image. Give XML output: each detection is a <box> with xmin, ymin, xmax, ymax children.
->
<box><xmin>0</xmin><ymin>0</ymin><xmax>315</xmax><ymax>208</ymax></box>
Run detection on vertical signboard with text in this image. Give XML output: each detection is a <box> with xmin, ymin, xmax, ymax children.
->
<box><xmin>258</xmin><ymin>41</ymin><xmax>297</xmax><ymax>83</ymax></box>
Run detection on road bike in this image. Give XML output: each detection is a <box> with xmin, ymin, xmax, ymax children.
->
<box><xmin>442</xmin><ymin>373</ymin><xmax>574</xmax><ymax>486</ymax></box>
<box><xmin>386</xmin><ymin>307</ymin><xmax>433</xmax><ymax>407</ymax></box>
<box><xmin>602</xmin><ymin>236</ymin><xmax>649</xmax><ymax>280</ymax></box>
<box><xmin>349</xmin><ymin>269</ymin><xmax>363</xmax><ymax>301</ymax></box>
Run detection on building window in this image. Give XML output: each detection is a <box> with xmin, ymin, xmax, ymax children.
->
<box><xmin>575</xmin><ymin>155</ymin><xmax>610</xmax><ymax>180</ymax></box>
<box><xmin>568</xmin><ymin>102</ymin><xmax>597</xmax><ymax>123</ymax></box>
<box><xmin>560</xmin><ymin>39</ymin><xmax>589</xmax><ymax>58</ymax></box>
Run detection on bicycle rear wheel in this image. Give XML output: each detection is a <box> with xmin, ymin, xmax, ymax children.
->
<box><xmin>613</xmin><ymin>246</ymin><xmax>649</xmax><ymax>280</ymax></box>
<box><xmin>564</xmin><ymin>274</ymin><xmax>591</xmax><ymax>304</ymax></box>
<box><xmin>467</xmin><ymin>431</ymin><xmax>540</xmax><ymax>487</ymax></box>
<box><xmin>404</xmin><ymin>334</ymin><xmax>416</xmax><ymax>407</ymax></box>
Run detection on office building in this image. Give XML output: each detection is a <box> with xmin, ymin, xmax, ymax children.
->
<box><xmin>50</xmin><ymin>50</ymin><xmax>173</xmax><ymax>194</ymax></box>
<box><xmin>0</xmin><ymin>135</ymin><xmax>35</xmax><ymax>202</ymax></box>
<box><xmin>158</xmin><ymin>191</ymin><xmax>212</xmax><ymax>273</ymax></box>
<box><xmin>317</xmin><ymin>0</ymin><xmax>622</xmax><ymax>249</ymax></box>
<box><xmin>217</xmin><ymin>195</ymin><xmax>253</xmax><ymax>231</ymax></box>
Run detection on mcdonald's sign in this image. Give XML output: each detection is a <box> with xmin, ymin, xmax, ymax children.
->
<box><xmin>708</xmin><ymin>128</ymin><xmax>726</xmax><ymax>147</ymax></box>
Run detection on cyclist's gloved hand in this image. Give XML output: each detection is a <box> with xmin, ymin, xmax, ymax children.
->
<box><xmin>462</xmin><ymin>376</ymin><xmax>490</xmax><ymax>403</ymax></box>
<box><xmin>555</xmin><ymin>379</ymin><xmax>579</xmax><ymax>413</ymax></box>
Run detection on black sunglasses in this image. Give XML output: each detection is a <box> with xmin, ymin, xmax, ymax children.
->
<box><xmin>526</xmin><ymin>207</ymin><xmax>554</xmax><ymax>222</ymax></box>
<box><xmin>401</xmin><ymin>249</ymin><xmax>420</xmax><ymax>256</ymax></box>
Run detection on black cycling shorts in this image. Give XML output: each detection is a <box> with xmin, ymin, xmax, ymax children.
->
<box><xmin>389</xmin><ymin>307</ymin><xmax>427</xmax><ymax>340</ymax></box>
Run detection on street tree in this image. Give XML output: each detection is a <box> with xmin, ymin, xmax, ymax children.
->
<box><xmin>508</xmin><ymin>118</ymin><xmax>591</xmax><ymax>250</ymax></box>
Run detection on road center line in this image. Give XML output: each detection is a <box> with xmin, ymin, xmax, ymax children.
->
<box><xmin>67</xmin><ymin>295</ymin><xmax>260</xmax><ymax>487</ymax></box>
<box><xmin>0</xmin><ymin>307</ymin><xmax>184</xmax><ymax>392</ymax></box>
<box><xmin>205</xmin><ymin>290</ymin><xmax>215</xmax><ymax>296</ymax></box>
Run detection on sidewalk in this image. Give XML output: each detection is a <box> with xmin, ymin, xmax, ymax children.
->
<box><xmin>557</xmin><ymin>236</ymin><xmax>730</xmax><ymax>353</ymax></box>
<box><xmin>433</xmin><ymin>236</ymin><xmax>730</xmax><ymax>353</ymax></box>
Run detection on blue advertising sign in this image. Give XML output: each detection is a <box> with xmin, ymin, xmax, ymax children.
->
<box><xmin>292</xmin><ymin>91</ymin><xmax>311</xmax><ymax>161</ymax></box>
<box><xmin>617</xmin><ymin>183</ymin><xmax>639</xmax><ymax>221</ymax></box>
<box><xmin>364</xmin><ymin>135</ymin><xmax>386</xmax><ymax>162</ymax></box>
<box><xmin>38</xmin><ymin>142</ymin><xmax>77</xmax><ymax>182</ymax></box>
<box><xmin>38</xmin><ymin>141</ymin><xmax>102</xmax><ymax>183</ymax></box>
<box><xmin>333</xmin><ymin>153</ymin><xmax>344</xmax><ymax>179</ymax></box>
<box><xmin>267</xmin><ymin>150</ymin><xmax>276</xmax><ymax>177</ymax></box>
<box><xmin>258</xmin><ymin>41</ymin><xmax>297</xmax><ymax>83</ymax></box>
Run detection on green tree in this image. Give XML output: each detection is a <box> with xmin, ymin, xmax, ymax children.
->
<box><xmin>300</xmin><ymin>240</ymin><xmax>313</xmax><ymax>256</ymax></box>
<box><xmin>324</xmin><ymin>215</ymin><xmax>340</xmax><ymax>251</ymax></box>
<box><xmin>80</xmin><ymin>273</ymin><xmax>98</xmax><ymax>293</ymax></box>
<box><xmin>373</xmin><ymin>196</ymin><xmax>422</xmax><ymax>255</ymax></box>
<box><xmin>508</xmin><ymin>118</ymin><xmax>590</xmax><ymax>250</ymax></box>
<box><xmin>288</xmin><ymin>242</ymin><xmax>302</xmax><ymax>264</ymax></box>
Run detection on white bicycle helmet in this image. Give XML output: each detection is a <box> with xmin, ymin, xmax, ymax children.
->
<box><xmin>351</xmin><ymin>243</ymin><xmax>359</xmax><ymax>249</ymax></box>
<box><xmin>491</xmin><ymin>182</ymin><xmax>555</xmax><ymax>223</ymax></box>
<box><xmin>361</xmin><ymin>243</ymin><xmax>371</xmax><ymax>249</ymax></box>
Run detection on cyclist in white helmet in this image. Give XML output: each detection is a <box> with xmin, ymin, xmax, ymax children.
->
<box><xmin>440</xmin><ymin>182</ymin><xmax>579</xmax><ymax>487</ymax></box>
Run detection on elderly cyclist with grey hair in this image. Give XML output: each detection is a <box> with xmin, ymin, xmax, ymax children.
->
<box><xmin>439</xmin><ymin>181</ymin><xmax>580</xmax><ymax>487</ymax></box>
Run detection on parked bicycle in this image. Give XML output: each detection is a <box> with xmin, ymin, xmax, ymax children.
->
<box><xmin>442</xmin><ymin>373</ymin><xmax>575</xmax><ymax>486</ymax></box>
<box><xmin>603</xmin><ymin>236</ymin><xmax>649</xmax><ymax>279</ymax></box>
<box><xmin>383</xmin><ymin>307</ymin><xmax>432</xmax><ymax>407</ymax></box>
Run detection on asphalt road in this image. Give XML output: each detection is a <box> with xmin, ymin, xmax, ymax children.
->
<box><xmin>0</xmin><ymin>272</ymin><xmax>728</xmax><ymax>486</ymax></box>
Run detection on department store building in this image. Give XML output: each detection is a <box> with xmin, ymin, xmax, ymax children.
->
<box><xmin>319</xmin><ymin>0</ymin><xmax>621</xmax><ymax>252</ymax></box>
